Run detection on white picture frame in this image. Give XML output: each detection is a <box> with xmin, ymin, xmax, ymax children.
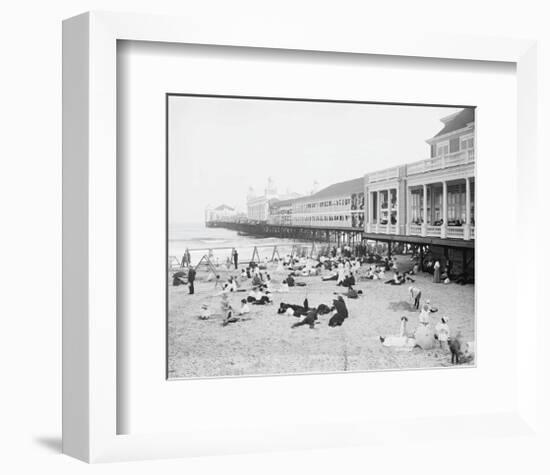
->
<box><xmin>62</xmin><ymin>10</ymin><xmax>545</xmax><ymax>463</ymax></box>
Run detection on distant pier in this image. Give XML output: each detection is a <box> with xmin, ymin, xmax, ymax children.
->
<box><xmin>205</xmin><ymin>220</ymin><xmax>364</xmax><ymax>247</ymax></box>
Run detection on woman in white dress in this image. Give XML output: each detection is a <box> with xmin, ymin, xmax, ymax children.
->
<box><xmin>379</xmin><ymin>316</ymin><xmax>416</xmax><ymax>348</ymax></box>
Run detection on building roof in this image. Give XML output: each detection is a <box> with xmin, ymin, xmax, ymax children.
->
<box><xmin>214</xmin><ymin>204</ymin><xmax>235</xmax><ymax>211</ymax></box>
<box><xmin>432</xmin><ymin>108</ymin><xmax>475</xmax><ymax>138</ymax></box>
<box><xmin>269</xmin><ymin>197</ymin><xmax>296</xmax><ymax>208</ymax></box>
<box><xmin>297</xmin><ymin>177</ymin><xmax>364</xmax><ymax>201</ymax></box>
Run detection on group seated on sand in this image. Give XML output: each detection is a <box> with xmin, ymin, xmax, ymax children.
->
<box><xmin>277</xmin><ymin>295</ymin><xmax>350</xmax><ymax>329</ymax></box>
<box><xmin>378</xmin><ymin>291</ymin><xmax>475</xmax><ymax>365</ymax></box>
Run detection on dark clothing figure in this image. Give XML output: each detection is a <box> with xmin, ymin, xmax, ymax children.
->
<box><xmin>291</xmin><ymin>310</ymin><xmax>318</xmax><ymax>329</ymax></box>
<box><xmin>333</xmin><ymin>298</ymin><xmax>349</xmax><ymax>318</ymax></box>
<box><xmin>187</xmin><ymin>268</ymin><xmax>196</xmax><ymax>294</ymax></box>
<box><xmin>303</xmin><ymin>298</ymin><xmax>309</xmax><ymax>311</ymax></box>
<box><xmin>410</xmin><ymin>287</ymin><xmax>422</xmax><ymax>309</ymax></box>
<box><xmin>316</xmin><ymin>304</ymin><xmax>332</xmax><ymax>315</ymax></box>
<box><xmin>449</xmin><ymin>336</ymin><xmax>462</xmax><ymax>364</ymax></box>
<box><xmin>329</xmin><ymin>298</ymin><xmax>349</xmax><ymax>327</ymax></box>
<box><xmin>343</xmin><ymin>287</ymin><xmax>359</xmax><ymax>299</ymax></box>
<box><xmin>328</xmin><ymin>313</ymin><xmax>346</xmax><ymax>327</ymax></box>
<box><xmin>222</xmin><ymin>310</ymin><xmax>238</xmax><ymax>327</ymax></box>
<box><xmin>172</xmin><ymin>271</ymin><xmax>186</xmax><ymax>286</ymax></box>
<box><xmin>341</xmin><ymin>275</ymin><xmax>356</xmax><ymax>287</ymax></box>
<box><xmin>286</xmin><ymin>275</ymin><xmax>295</xmax><ymax>287</ymax></box>
<box><xmin>252</xmin><ymin>296</ymin><xmax>271</xmax><ymax>305</ymax></box>
<box><xmin>233</xmin><ymin>250</ymin><xmax>239</xmax><ymax>270</ymax></box>
<box><xmin>278</xmin><ymin>302</ymin><xmax>308</xmax><ymax>317</ymax></box>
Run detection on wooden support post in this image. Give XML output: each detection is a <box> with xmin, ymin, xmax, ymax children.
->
<box><xmin>271</xmin><ymin>245</ymin><xmax>281</xmax><ymax>263</ymax></box>
<box><xmin>251</xmin><ymin>246</ymin><xmax>260</xmax><ymax>264</ymax></box>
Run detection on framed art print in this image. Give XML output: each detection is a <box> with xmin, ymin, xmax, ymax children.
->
<box><xmin>62</xmin><ymin>11</ymin><xmax>546</xmax><ymax>463</ymax></box>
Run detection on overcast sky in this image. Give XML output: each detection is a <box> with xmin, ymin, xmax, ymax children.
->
<box><xmin>168</xmin><ymin>96</ymin><xmax>462</xmax><ymax>224</ymax></box>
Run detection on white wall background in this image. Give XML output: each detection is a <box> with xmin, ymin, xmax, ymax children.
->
<box><xmin>0</xmin><ymin>1</ymin><xmax>548</xmax><ymax>474</ymax></box>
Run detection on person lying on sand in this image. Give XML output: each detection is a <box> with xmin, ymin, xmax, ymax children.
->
<box><xmin>222</xmin><ymin>309</ymin><xmax>251</xmax><ymax>326</ymax></box>
<box><xmin>291</xmin><ymin>309</ymin><xmax>318</xmax><ymax>329</ymax></box>
<box><xmin>278</xmin><ymin>301</ymin><xmax>308</xmax><ymax>317</ymax></box>
<box><xmin>379</xmin><ymin>316</ymin><xmax>416</xmax><ymax>348</ymax></box>
<box><xmin>322</xmin><ymin>271</ymin><xmax>338</xmax><ymax>281</ymax></box>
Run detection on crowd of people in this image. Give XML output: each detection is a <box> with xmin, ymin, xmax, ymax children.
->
<box><xmin>171</xmin><ymin>243</ymin><xmax>474</xmax><ymax>365</ymax></box>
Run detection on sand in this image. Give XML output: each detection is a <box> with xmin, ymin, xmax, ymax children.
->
<box><xmin>167</xmin><ymin>255</ymin><xmax>475</xmax><ymax>379</ymax></box>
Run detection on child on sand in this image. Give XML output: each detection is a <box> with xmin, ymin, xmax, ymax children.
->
<box><xmin>199</xmin><ymin>303</ymin><xmax>211</xmax><ymax>320</ymax></box>
<box><xmin>435</xmin><ymin>316</ymin><xmax>450</xmax><ymax>349</ymax></box>
<box><xmin>418</xmin><ymin>303</ymin><xmax>431</xmax><ymax>325</ymax></box>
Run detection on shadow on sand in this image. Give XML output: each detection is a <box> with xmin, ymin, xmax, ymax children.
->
<box><xmin>388</xmin><ymin>300</ymin><xmax>416</xmax><ymax>312</ymax></box>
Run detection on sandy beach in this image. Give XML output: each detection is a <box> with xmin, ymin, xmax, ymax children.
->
<box><xmin>167</xmin><ymin>255</ymin><xmax>475</xmax><ymax>379</ymax></box>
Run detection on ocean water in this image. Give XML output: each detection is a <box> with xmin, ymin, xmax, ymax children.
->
<box><xmin>169</xmin><ymin>222</ymin><xmax>312</xmax><ymax>265</ymax></box>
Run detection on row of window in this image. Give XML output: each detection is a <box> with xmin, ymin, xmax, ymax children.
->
<box><xmin>434</xmin><ymin>133</ymin><xmax>475</xmax><ymax>157</ymax></box>
<box><xmin>293</xmin><ymin>213</ymin><xmax>365</xmax><ymax>228</ymax></box>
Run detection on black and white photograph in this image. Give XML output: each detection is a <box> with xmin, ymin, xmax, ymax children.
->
<box><xmin>167</xmin><ymin>95</ymin><xmax>476</xmax><ymax>379</ymax></box>
<box><xmin>6</xmin><ymin>0</ymin><xmax>549</xmax><ymax>470</ymax></box>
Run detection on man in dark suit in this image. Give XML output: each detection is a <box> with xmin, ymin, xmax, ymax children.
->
<box><xmin>232</xmin><ymin>248</ymin><xmax>239</xmax><ymax>270</ymax></box>
<box><xmin>187</xmin><ymin>266</ymin><xmax>196</xmax><ymax>295</ymax></box>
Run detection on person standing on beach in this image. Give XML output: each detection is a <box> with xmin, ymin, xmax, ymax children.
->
<box><xmin>187</xmin><ymin>265</ymin><xmax>196</xmax><ymax>294</ymax></box>
<box><xmin>232</xmin><ymin>248</ymin><xmax>239</xmax><ymax>270</ymax></box>
<box><xmin>409</xmin><ymin>286</ymin><xmax>422</xmax><ymax>310</ymax></box>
